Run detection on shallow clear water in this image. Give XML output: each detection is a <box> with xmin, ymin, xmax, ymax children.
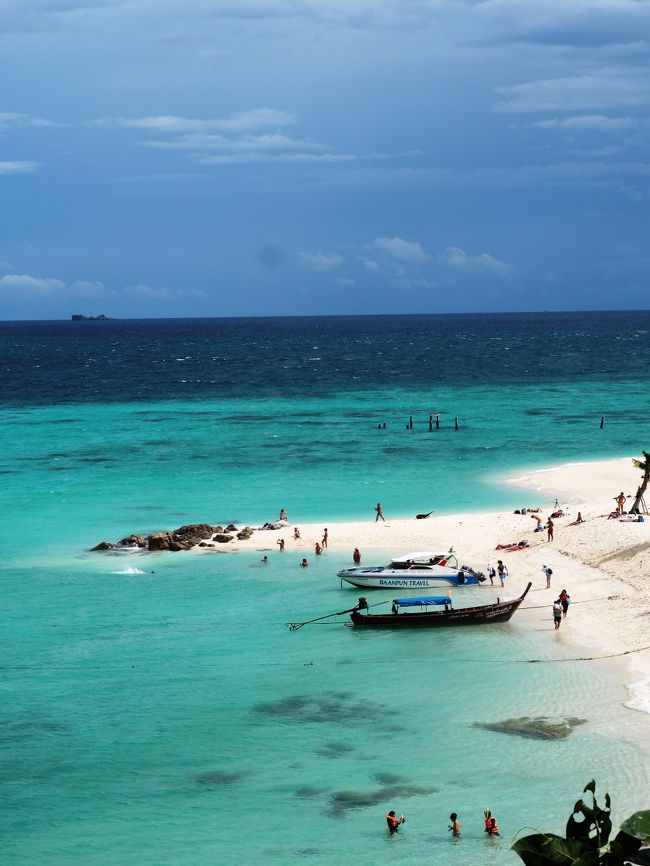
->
<box><xmin>2</xmin><ymin>313</ymin><xmax>650</xmax><ymax>865</ymax></box>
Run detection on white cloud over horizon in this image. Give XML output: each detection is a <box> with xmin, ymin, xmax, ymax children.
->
<box><xmin>373</xmin><ymin>236</ymin><xmax>430</xmax><ymax>263</ymax></box>
<box><xmin>440</xmin><ymin>247</ymin><xmax>515</xmax><ymax>275</ymax></box>
<box><xmin>298</xmin><ymin>251</ymin><xmax>344</xmax><ymax>271</ymax></box>
<box><xmin>0</xmin><ymin>161</ymin><xmax>40</xmax><ymax>175</ymax></box>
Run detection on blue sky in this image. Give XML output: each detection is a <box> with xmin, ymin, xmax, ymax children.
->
<box><xmin>1</xmin><ymin>0</ymin><xmax>650</xmax><ymax>318</ymax></box>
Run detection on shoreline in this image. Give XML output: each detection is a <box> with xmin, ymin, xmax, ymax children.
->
<box><xmin>211</xmin><ymin>455</ymin><xmax>650</xmax><ymax>718</ymax></box>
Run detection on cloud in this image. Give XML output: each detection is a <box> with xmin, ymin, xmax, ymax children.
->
<box><xmin>298</xmin><ymin>251</ymin><xmax>343</xmax><ymax>271</ymax></box>
<box><xmin>141</xmin><ymin>132</ymin><xmax>324</xmax><ymax>153</ymax></box>
<box><xmin>0</xmin><ymin>161</ymin><xmax>40</xmax><ymax>175</ymax></box>
<box><xmin>373</xmin><ymin>236</ymin><xmax>430</xmax><ymax>263</ymax></box>
<box><xmin>96</xmin><ymin>109</ymin><xmax>296</xmax><ymax>133</ymax></box>
<box><xmin>477</xmin><ymin>0</ymin><xmax>650</xmax><ymax>49</ymax></box>
<box><xmin>0</xmin><ymin>113</ymin><xmax>56</xmax><ymax>133</ymax></box>
<box><xmin>123</xmin><ymin>283</ymin><xmax>208</xmax><ymax>300</ymax></box>
<box><xmin>0</xmin><ymin>274</ymin><xmax>108</xmax><ymax>296</ymax></box>
<box><xmin>362</xmin><ymin>258</ymin><xmax>380</xmax><ymax>272</ymax></box>
<box><xmin>529</xmin><ymin>114</ymin><xmax>642</xmax><ymax>132</ymax></box>
<box><xmin>199</xmin><ymin>151</ymin><xmax>354</xmax><ymax>164</ymax></box>
<box><xmin>440</xmin><ymin>247</ymin><xmax>515</xmax><ymax>275</ymax></box>
<box><xmin>495</xmin><ymin>75</ymin><xmax>650</xmax><ymax>114</ymax></box>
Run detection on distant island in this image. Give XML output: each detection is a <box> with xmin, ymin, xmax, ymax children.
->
<box><xmin>71</xmin><ymin>314</ymin><xmax>113</xmax><ymax>321</ymax></box>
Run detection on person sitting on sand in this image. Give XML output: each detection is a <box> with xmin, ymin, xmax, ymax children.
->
<box><xmin>294</xmin><ymin>527</ymin><xmax>301</xmax><ymax>540</ymax></box>
<box><xmin>569</xmin><ymin>512</ymin><xmax>584</xmax><ymax>526</ymax></box>
<box><xmin>607</xmin><ymin>510</ymin><xmax>619</xmax><ymax>519</ymax></box>
<box><xmin>550</xmin><ymin>509</ymin><xmax>564</xmax><ymax>519</ymax></box>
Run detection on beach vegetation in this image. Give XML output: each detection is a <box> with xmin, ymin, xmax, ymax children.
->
<box><xmin>512</xmin><ymin>780</ymin><xmax>650</xmax><ymax>865</ymax></box>
<box><xmin>630</xmin><ymin>452</ymin><xmax>650</xmax><ymax>514</ymax></box>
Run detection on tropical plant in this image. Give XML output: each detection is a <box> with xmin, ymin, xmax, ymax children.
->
<box><xmin>512</xmin><ymin>780</ymin><xmax>650</xmax><ymax>865</ymax></box>
<box><xmin>630</xmin><ymin>452</ymin><xmax>650</xmax><ymax>514</ymax></box>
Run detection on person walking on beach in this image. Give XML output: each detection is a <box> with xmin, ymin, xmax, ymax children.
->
<box><xmin>386</xmin><ymin>810</ymin><xmax>405</xmax><ymax>835</ymax></box>
<box><xmin>353</xmin><ymin>547</ymin><xmax>361</xmax><ymax>564</ymax></box>
<box><xmin>322</xmin><ymin>528</ymin><xmax>328</xmax><ymax>549</ymax></box>
<box><xmin>542</xmin><ymin>564</ymin><xmax>553</xmax><ymax>589</ymax></box>
<box><xmin>375</xmin><ymin>502</ymin><xmax>385</xmax><ymax>522</ymax></box>
<box><xmin>559</xmin><ymin>588</ymin><xmax>570</xmax><ymax>618</ymax></box>
<box><xmin>497</xmin><ymin>560</ymin><xmax>507</xmax><ymax>587</ymax></box>
<box><xmin>448</xmin><ymin>812</ymin><xmax>461</xmax><ymax>838</ymax></box>
<box><xmin>547</xmin><ymin>516</ymin><xmax>554</xmax><ymax>542</ymax></box>
<box><xmin>616</xmin><ymin>491</ymin><xmax>626</xmax><ymax>515</ymax></box>
<box><xmin>553</xmin><ymin>598</ymin><xmax>563</xmax><ymax>629</ymax></box>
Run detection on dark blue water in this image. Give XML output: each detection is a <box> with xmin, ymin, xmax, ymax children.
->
<box><xmin>2</xmin><ymin>311</ymin><xmax>649</xmax><ymax>405</ymax></box>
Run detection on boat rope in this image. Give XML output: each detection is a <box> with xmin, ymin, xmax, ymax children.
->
<box><xmin>286</xmin><ymin>599</ymin><xmax>387</xmax><ymax>631</ymax></box>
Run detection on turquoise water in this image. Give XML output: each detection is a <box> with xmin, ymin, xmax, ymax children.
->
<box><xmin>3</xmin><ymin>314</ymin><xmax>650</xmax><ymax>864</ymax></box>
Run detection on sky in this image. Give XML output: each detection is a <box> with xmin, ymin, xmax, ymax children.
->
<box><xmin>1</xmin><ymin>0</ymin><xmax>650</xmax><ymax>318</ymax></box>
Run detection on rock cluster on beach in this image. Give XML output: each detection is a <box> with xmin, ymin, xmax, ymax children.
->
<box><xmin>91</xmin><ymin>522</ymin><xmax>255</xmax><ymax>552</ymax></box>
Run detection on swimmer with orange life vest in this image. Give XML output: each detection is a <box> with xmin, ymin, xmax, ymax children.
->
<box><xmin>484</xmin><ymin>810</ymin><xmax>500</xmax><ymax>837</ymax></box>
<box><xmin>386</xmin><ymin>810</ymin><xmax>405</xmax><ymax>834</ymax></box>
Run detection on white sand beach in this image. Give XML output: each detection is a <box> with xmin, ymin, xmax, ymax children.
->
<box><xmin>231</xmin><ymin>455</ymin><xmax>650</xmax><ymax>708</ymax></box>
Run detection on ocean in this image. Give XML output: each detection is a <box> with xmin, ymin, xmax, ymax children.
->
<box><xmin>2</xmin><ymin>312</ymin><xmax>650</xmax><ymax>865</ymax></box>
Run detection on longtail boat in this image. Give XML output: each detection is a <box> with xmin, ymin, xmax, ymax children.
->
<box><xmin>348</xmin><ymin>582</ymin><xmax>531</xmax><ymax>629</ymax></box>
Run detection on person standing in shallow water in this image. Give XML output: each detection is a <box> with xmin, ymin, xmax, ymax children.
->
<box><xmin>448</xmin><ymin>812</ymin><xmax>461</xmax><ymax>838</ymax></box>
<box><xmin>553</xmin><ymin>598</ymin><xmax>563</xmax><ymax>629</ymax></box>
<box><xmin>375</xmin><ymin>502</ymin><xmax>385</xmax><ymax>522</ymax></box>
<box><xmin>386</xmin><ymin>810</ymin><xmax>405</xmax><ymax>835</ymax></box>
<box><xmin>353</xmin><ymin>547</ymin><xmax>361</xmax><ymax>564</ymax></box>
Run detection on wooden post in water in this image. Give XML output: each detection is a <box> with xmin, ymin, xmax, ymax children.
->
<box><xmin>454</xmin><ymin>416</ymin><xmax>459</xmax><ymax>430</ymax></box>
<box><xmin>600</xmin><ymin>416</ymin><xmax>604</xmax><ymax>429</ymax></box>
<box><xmin>429</xmin><ymin>414</ymin><xmax>433</xmax><ymax>432</ymax></box>
<box><xmin>409</xmin><ymin>415</ymin><xmax>413</xmax><ymax>429</ymax></box>
<box><xmin>435</xmin><ymin>414</ymin><xmax>440</xmax><ymax>430</ymax></box>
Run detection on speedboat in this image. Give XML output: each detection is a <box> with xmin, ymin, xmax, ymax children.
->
<box><xmin>337</xmin><ymin>551</ymin><xmax>486</xmax><ymax>590</ymax></box>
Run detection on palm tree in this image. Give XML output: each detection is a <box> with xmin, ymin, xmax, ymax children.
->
<box><xmin>630</xmin><ymin>451</ymin><xmax>650</xmax><ymax>514</ymax></box>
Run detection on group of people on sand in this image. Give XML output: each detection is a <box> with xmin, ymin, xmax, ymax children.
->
<box><xmin>386</xmin><ymin>808</ymin><xmax>500</xmax><ymax>840</ymax></box>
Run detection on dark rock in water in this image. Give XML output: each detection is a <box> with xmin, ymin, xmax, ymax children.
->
<box><xmin>194</xmin><ymin>769</ymin><xmax>248</xmax><ymax>785</ymax></box>
<box><xmin>328</xmin><ymin>781</ymin><xmax>436</xmax><ymax>815</ymax></box>
<box><xmin>316</xmin><ymin>741</ymin><xmax>354</xmax><ymax>758</ymax></box>
<box><xmin>474</xmin><ymin>716</ymin><xmax>587</xmax><ymax>740</ymax></box>
<box><xmin>254</xmin><ymin>691</ymin><xmax>396</xmax><ymax>724</ymax></box>
<box><xmin>294</xmin><ymin>786</ymin><xmax>329</xmax><ymax>798</ymax></box>
<box><xmin>91</xmin><ymin>541</ymin><xmax>113</xmax><ymax>551</ymax></box>
<box><xmin>225</xmin><ymin>523</ymin><xmax>238</xmax><ymax>533</ymax></box>
<box><xmin>117</xmin><ymin>534</ymin><xmax>147</xmax><ymax>548</ymax></box>
<box><xmin>373</xmin><ymin>772</ymin><xmax>404</xmax><ymax>785</ymax></box>
<box><xmin>213</xmin><ymin>533</ymin><xmax>234</xmax><ymax>543</ymax></box>
<box><xmin>148</xmin><ymin>532</ymin><xmax>172</xmax><ymax>551</ymax></box>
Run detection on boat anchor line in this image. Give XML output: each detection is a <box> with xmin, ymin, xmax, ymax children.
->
<box><xmin>286</xmin><ymin>599</ymin><xmax>383</xmax><ymax>630</ymax></box>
